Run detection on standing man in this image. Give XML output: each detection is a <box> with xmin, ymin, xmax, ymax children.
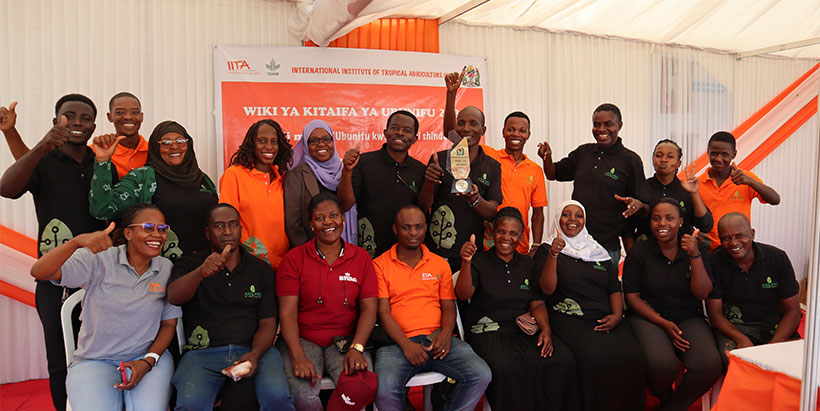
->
<box><xmin>93</xmin><ymin>92</ymin><xmax>148</xmax><ymax>178</ymax></box>
<box><xmin>540</xmin><ymin>103</ymin><xmax>648</xmax><ymax>261</ymax></box>
<box><xmin>337</xmin><ymin>110</ymin><xmax>427</xmax><ymax>258</ymax></box>
<box><xmin>0</xmin><ymin>94</ymin><xmax>117</xmax><ymax>411</ymax></box>
<box><xmin>697</xmin><ymin>131</ymin><xmax>780</xmax><ymax>249</ymax></box>
<box><xmin>706</xmin><ymin>213</ymin><xmax>800</xmax><ymax>367</ymax></box>
<box><xmin>168</xmin><ymin>203</ymin><xmax>294</xmax><ymax>410</ymax></box>
<box><xmin>373</xmin><ymin>204</ymin><xmax>491</xmax><ymax>410</ymax></box>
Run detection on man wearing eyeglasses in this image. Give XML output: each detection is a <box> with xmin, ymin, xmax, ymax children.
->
<box><xmin>337</xmin><ymin>110</ymin><xmax>427</xmax><ymax>258</ymax></box>
<box><xmin>167</xmin><ymin>203</ymin><xmax>294</xmax><ymax>410</ymax></box>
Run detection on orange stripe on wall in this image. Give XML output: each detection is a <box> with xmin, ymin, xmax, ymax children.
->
<box><xmin>0</xmin><ymin>280</ymin><xmax>36</xmax><ymax>307</ymax></box>
<box><xmin>738</xmin><ymin>96</ymin><xmax>818</xmax><ymax>171</ymax></box>
<box><xmin>0</xmin><ymin>225</ymin><xmax>37</xmax><ymax>258</ymax></box>
<box><xmin>305</xmin><ymin>18</ymin><xmax>439</xmax><ymax>53</ymax></box>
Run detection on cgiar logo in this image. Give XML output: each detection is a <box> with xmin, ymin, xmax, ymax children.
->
<box><xmin>266</xmin><ymin>58</ymin><xmax>280</xmax><ymax>76</ymax></box>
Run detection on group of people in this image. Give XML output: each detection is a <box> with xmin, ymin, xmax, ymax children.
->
<box><xmin>0</xmin><ymin>66</ymin><xmax>802</xmax><ymax>411</ymax></box>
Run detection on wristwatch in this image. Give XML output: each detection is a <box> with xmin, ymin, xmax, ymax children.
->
<box><xmin>350</xmin><ymin>343</ymin><xmax>365</xmax><ymax>353</ymax></box>
<box><xmin>144</xmin><ymin>352</ymin><xmax>160</xmax><ymax>364</ymax></box>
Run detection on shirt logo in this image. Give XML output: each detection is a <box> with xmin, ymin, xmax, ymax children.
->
<box><xmin>244</xmin><ymin>284</ymin><xmax>262</xmax><ymax>298</ymax></box>
<box><xmin>477</xmin><ymin>172</ymin><xmax>490</xmax><ymax>186</ymax></box>
<box><xmin>520</xmin><ymin>278</ymin><xmax>531</xmax><ymax>290</ymax></box>
<box><xmin>761</xmin><ymin>276</ymin><xmax>779</xmax><ymax>289</ymax></box>
<box><xmin>529</xmin><ymin>175</ymin><xmax>535</xmax><ymax>185</ymax></box>
<box><xmin>679</xmin><ymin>201</ymin><xmax>687</xmax><ymax>213</ymax></box>
<box><xmin>421</xmin><ymin>272</ymin><xmax>438</xmax><ymax>281</ymax></box>
<box><xmin>604</xmin><ymin>167</ymin><xmax>619</xmax><ymax>180</ymax></box>
<box><xmin>339</xmin><ymin>272</ymin><xmax>358</xmax><ymax>283</ymax></box>
<box><xmin>342</xmin><ymin>394</ymin><xmax>355</xmax><ymax>406</ymax></box>
<box><xmin>148</xmin><ymin>282</ymin><xmax>165</xmax><ymax>292</ymax></box>
<box><xmin>593</xmin><ymin>261</ymin><xmax>607</xmax><ymax>271</ymax></box>
<box><xmin>730</xmin><ymin>190</ymin><xmax>744</xmax><ymax>201</ymax></box>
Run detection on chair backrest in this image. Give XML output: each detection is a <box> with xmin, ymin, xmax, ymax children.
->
<box><xmin>61</xmin><ymin>289</ymin><xmax>85</xmax><ymax>367</ymax></box>
<box><xmin>451</xmin><ymin>270</ymin><xmax>465</xmax><ymax>341</ymax></box>
<box><xmin>176</xmin><ymin>315</ymin><xmax>185</xmax><ymax>353</ymax></box>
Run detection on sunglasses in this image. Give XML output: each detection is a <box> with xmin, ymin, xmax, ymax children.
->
<box><xmin>128</xmin><ymin>223</ymin><xmax>170</xmax><ymax>234</ymax></box>
<box><xmin>158</xmin><ymin>138</ymin><xmax>188</xmax><ymax>146</ymax></box>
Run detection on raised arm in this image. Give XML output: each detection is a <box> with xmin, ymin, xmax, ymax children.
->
<box><xmin>337</xmin><ymin>144</ymin><xmax>360</xmax><ymax>212</ymax></box>
<box><xmin>0</xmin><ymin>102</ymin><xmax>30</xmax><ymax>160</ymax></box>
<box><xmin>0</xmin><ymin>116</ymin><xmax>70</xmax><ymax>198</ymax></box>
<box><xmin>443</xmin><ymin>68</ymin><xmax>464</xmax><ymax>141</ymax></box>
<box><xmin>30</xmin><ymin>222</ymin><xmax>115</xmax><ymax>281</ymax></box>
<box><xmin>417</xmin><ymin>154</ymin><xmax>442</xmax><ymax>213</ymax></box>
<box><xmin>167</xmin><ymin>246</ymin><xmax>231</xmax><ymax>305</ymax></box>
<box><xmin>730</xmin><ymin>164</ymin><xmax>780</xmax><ymax>205</ymax></box>
<box><xmin>455</xmin><ymin>234</ymin><xmax>477</xmax><ymax>299</ymax></box>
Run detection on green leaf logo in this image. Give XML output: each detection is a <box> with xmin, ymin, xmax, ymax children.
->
<box><xmin>524</xmin><ymin>279</ymin><xmax>529</xmax><ymax>286</ymax></box>
<box><xmin>482</xmin><ymin>173</ymin><xmax>487</xmax><ymax>179</ymax></box>
<box><xmin>610</xmin><ymin>168</ymin><xmax>615</xmax><ymax>173</ymax></box>
<box><xmin>250</xmin><ymin>285</ymin><xmax>256</xmax><ymax>292</ymax></box>
<box><xmin>680</xmin><ymin>201</ymin><xmax>685</xmax><ymax>207</ymax></box>
<box><xmin>766</xmin><ymin>276</ymin><xmax>772</xmax><ymax>284</ymax></box>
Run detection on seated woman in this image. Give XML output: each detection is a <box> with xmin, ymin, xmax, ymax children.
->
<box><xmin>30</xmin><ymin>203</ymin><xmax>181</xmax><ymax>410</ymax></box>
<box><xmin>89</xmin><ymin>120</ymin><xmax>218</xmax><ymax>259</ymax></box>
<box><xmin>276</xmin><ymin>192</ymin><xmax>377</xmax><ymax>410</ymax></box>
<box><xmin>284</xmin><ymin>120</ymin><xmax>356</xmax><ymax>248</ymax></box>
<box><xmin>623</xmin><ymin>198</ymin><xmax>722</xmax><ymax>411</ymax></box>
<box><xmin>534</xmin><ymin>200</ymin><xmax>646</xmax><ymax>411</ymax></box>
<box><xmin>220</xmin><ymin>119</ymin><xmax>293</xmax><ymax>267</ymax></box>
<box><xmin>456</xmin><ymin>207</ymin><xmax>580</xmax><ymax>410</ymax></box>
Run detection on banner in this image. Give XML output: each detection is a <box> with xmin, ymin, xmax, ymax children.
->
<box><xmin>213</xmin><ymin>45</ymin><xmax>488</xmax><ymax>170</ymax></box>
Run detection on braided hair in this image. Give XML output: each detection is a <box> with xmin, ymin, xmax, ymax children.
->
<box><xmin>229</xmin><ymin>119</ymin><xmax>293</xmax><ymax>172</ymax></box>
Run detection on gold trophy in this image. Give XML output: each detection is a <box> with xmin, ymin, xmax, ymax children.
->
<box><xmin>448</xmin><ymin>132</ymin><xmax>472</xmax><ymax>193</ymax></box>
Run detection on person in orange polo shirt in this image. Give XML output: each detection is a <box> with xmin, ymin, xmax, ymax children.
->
<box><xmin>372</xmin><ymin>203</ymin><xmax>490</xmax><ymax>411</ymax></box>
<box><xmin>220</xmin><ymin>119</ymin><xmax>293</xmax><ymax>268</ymax></box>
<box><xmin>697</xmin><ymin>131</ymin><xmax>780</xmax><ymax>249</ymax></box>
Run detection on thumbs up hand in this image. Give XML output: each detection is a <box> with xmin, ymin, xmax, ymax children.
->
<box><xmin>93</xmin><ymin>134</ymin><xmax>126</xmax><ymax>163</ymax></box>
<box><xmin>681</xmin><ymin>228</ymin><xmax>701</xmax><ymax>258</ymax></box>
<box><xmin>550</xmin><ymin>228</ymin><xmax>565</xmax><ymax>258</ymax></box>
<box><xmin>39</xmin><ymin>115</ymin><xmax>70</xmax><ymax>151</ymax></box>
<box><xmin>200</xmin><ymin>244</ymin><xmax>232</xmax><ymax>278</ymax></box>
<box><xmin>460</xmin><ymin>234</ymin><xmax>478</xmax><ymax>262</ymax></box>
<box><xmin>74</xmin><ymin>222</ymin><xmax>116</xmax><ymax>253</ymax></box>
<box><xmin>0</xmin><ymin>101</ymin><xmax>18</xmax><ymax>132</ymax></box>
<box><xmin>425</xmin><ymin>152</ymin><xmax>444</xmax><ymax>184</ymax></box>
<box><xmin>343</xmin><ymin>142</ymin><xmax>361</xmax><ymax>171</ymax></box>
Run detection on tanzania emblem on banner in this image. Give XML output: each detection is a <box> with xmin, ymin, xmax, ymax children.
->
<box><xmin>462</xmin><ymin>66</ymin><xmax>481</xmax><ymax>87</ymax></box>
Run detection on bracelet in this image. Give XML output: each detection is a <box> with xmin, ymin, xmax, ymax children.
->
<box><xmin>688</xmin><ymin>253</ymin><xmax>702</xmax><ymax>259</ymax></box>
<box><xmin>139</xmin><ymin>358</ymin><xmax>153</xmax><ymax>370</ymax></box>
<box><xmin>468</xmin><ymin>198</ymin><xmax>480</xmax><ymax>208</ymax></box>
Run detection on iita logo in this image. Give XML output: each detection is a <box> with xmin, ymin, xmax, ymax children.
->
<box><xmin>266</xmin><ymin>59</ymin><xmax>280</xmax><ymax>76</ymax></box>
<box><xmin>227</xmin><ymin>60</ymin><xmax>258</xmax><ymax>74</ymax></box>
<box><xmin>604</xmin><ymin>167</ymin><xmax>619</xmax><ymax>180</ymax></box>
<box><xmin>761</xmin><ymin>276</ymin><xmax>779</xmax><ymax>289</ymax></box>
<box><xmin>244</xmin><ymin>284</ymin><xmax>262</xmax><ymax>298</ymax></box>
<box><xmin>520</xmin><ymin>278</ymin><xmax>531</xmax><ymax>290</ymax></box>
<box><xmin>593</xmin><ymin>261</ymin><xmax>607</xmax><ymax>271</ymax></box>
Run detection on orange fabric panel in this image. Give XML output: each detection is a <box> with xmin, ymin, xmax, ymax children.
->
<box><xmin>0</xmin><ymin>225</ymin><xmax>37</xmax><ymax>258</ymax></box>
<box><xmin>739</xmin><ymin>96</ymin><xmax>818</xmax><ymax>171</ymax></box>
<box><xmin>0</xmin><ymin>280</ymin><xmax>36</xmax><ymax>307</ymax></box>
<box><xmin>714</xmin><ymin>354</ymin><xmax>818</xmax><ymax>411</ymax></box>
<box><xmin>304</xmin><ymin>18</ymin><xmax>439</xmax><ymax>53</ymax></box>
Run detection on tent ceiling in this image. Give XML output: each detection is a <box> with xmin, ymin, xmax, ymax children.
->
<box><xmin>291</xmin><ymin>0</ymin><xmax>820</xmax><ymax>59</ymax></box>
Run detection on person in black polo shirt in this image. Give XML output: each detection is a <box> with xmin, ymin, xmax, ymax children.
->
<box><xmin>623</xmin><ymin>198</ymin><xmax>721</xmax><ymax>411</ymax></box>
<box><xmin>419</xmin><ymin>104</ymin><xmax>502</xmax><ymax>273</ymax></box>
<box><xmin>168</xmin><ymin>203</ymin><xmax>294</xmax><ymax>410</ymax></box>
<box><xmin>337</xmin><ymin>110</ymin><xmax>426</xmax><ymax>258</ymax></box>
<box><xmin>539</xmin><ymin>103</ymin><xmax>648</xmax><ymax>262</ymax></box>
<box><xmin>0</xmin><ymin>94</ymin><xmax>116</xmax><ymax>411</ymax></box>
<box><xmin>706</xmin><ymin>213</ymin><xmax>801</xmax><ymax>368</ymax></box>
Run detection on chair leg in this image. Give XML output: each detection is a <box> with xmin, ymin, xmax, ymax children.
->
<box><xmin>422</xmin><ymin>384</ymin><xmax>434</xmax><ymax>411</ymax></box>
<box><xmin>700</xmin><ymin>389</ymin><xmax>711</xmax><ymax>410</ymax></box>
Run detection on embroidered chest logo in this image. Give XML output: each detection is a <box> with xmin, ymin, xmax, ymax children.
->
<box><xmin>730</xmin><ymin>190</ymin><xmax>744</xmax><ymax>201</ymax></box>
<box><xmin>761</xmin><ymin>276</ymin><xmax>779</xmax><ymax>289</ymax></box>
<box><xmin>604</xmin><ymin>167</ymin><xmax>619</xmax><ymax>180</ymax></box>
<box><xmin>244</xmin><ymin>284</ymin><xmax>262</xmax><ymax>298</ymax></box>
<box><xmin>477</xmin><ymin>172</ymin><xmax>490</xmax><ymax>186</ymax></box>
<box><xmin>679</xmin><ymin>201</ymin><xmax>687</xmax><ymax>213</ymax></box>
<box><xmin>529</xmin><ymin>175</ymin><xmax>535</xmax><ymax>185</ymax></box>
<box><xmin>421</xmin><ymin>272</ymin><xmax>438</xmax><ymax>281</ymax></box>
<box><xmin>339</xmin><ymin>272</ymin><xmax>358</xmax><ymax>283</ymax></box>
<box><xmin>148</xmin><ymin>282</ymin><xmax>165</xmax><ymax>292</ymax></box>
<box><xmin>593</xmin><ymin>261</ymin><xmax>607</xmax><ymax>271</ymax></box>
<box><xmin>520</xmin><ymin>278</ymin><xmax>531</xmax><ymax>290</ymax></box>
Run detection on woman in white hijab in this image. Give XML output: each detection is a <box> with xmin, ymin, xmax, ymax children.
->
<box><xmin>534</xmin><ymin>200</ymin><xmax>647</xmax><ymax>411</ymax></box>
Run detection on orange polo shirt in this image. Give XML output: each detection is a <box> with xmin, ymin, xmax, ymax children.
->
<box><xmin>91</xmin><ymin>135</ymin><xmax>149</xmax><ymax>178</ymax></box>
<box><xmin>219</xmin><ymin>165</ymin><xmax>289</xmax><ymax>268</ymax></box>
<box><xmin>483</xmin><ymin>145</ymin><xmax>549</xmax><ymax>253</ymax></box>
<box><xmin>373</xmin><ymin>244</ymin><xmax>456</xmax><ymax>338</ymax></box>
<box><xmin>698</xmin><ymin>167</ymin><xmax>766</xmax><ymax>250</ymax></box>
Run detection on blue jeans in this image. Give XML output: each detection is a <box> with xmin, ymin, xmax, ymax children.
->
<box><xmin>375</xmin><ymin>335</ymin><xmax>491</xmax><ymax>411</ymax></box>
<box><xmin>172</xmin><ymin>344</ymin><xmax>294</xmax><ymax>411</ymax></box>
<box><xmin>66</xmin><ymin>350</ymin><xmax>173</xmax><ymax>411</ymax></box>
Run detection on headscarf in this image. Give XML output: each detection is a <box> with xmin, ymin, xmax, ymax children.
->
<box><xmin>544</xmin><ymin>200</ymin><xmax>610</xmax><ymax>262</ymax></box>
<box><xmin>291</xmin><ymin>120</ymin><xmax>357</xmax><ymax>244</ymax></box>
<box><xmin>146</xmin><ymin>120</ymin><xmax>204</xmax><ymax>188</ymax></box>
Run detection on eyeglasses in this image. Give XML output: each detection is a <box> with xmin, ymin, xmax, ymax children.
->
<box><xmin>307</xmin><ymin>136</ymin><xmax>333</xmax><ymax>147</ymax></box>
<box><xmin>128</xmin><ymin>223</ymin><xmax>170</xmax><ymax>234</ymax></box>
<box><xmin>158</xmin><ymin>138</ymin><xmax>188</xmax><ymax>146</ymax></box>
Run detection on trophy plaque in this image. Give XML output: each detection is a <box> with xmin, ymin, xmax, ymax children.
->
<box><xmin>448</xmin><ymin>134</ymin><xmax>472</xmax><ymax>194</ymax></box>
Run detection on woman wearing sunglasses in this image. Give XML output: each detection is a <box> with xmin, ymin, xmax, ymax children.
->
<box><xmin>89</xmin><ymin>121</ymin><xmax>218</xmax><ymax>260</ymax></box>
<box><xmin>30</xmin><ymin>203</ymin><xmax>181</xmax><ymax>411</ymax></box>
<box><xmin>283</xmin><ymin>120</ymin><xmax>357</xmax><ymax>248</ymax></box>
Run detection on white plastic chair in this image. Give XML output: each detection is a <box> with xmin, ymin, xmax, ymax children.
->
<box><xmin>61</xmin><ymin>289</ymin><xmax>85</xmax><ymax>411</ymax></box>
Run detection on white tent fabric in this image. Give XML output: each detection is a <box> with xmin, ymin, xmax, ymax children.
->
<box><xmin>292</xmin><ymin>0</ymin><xmax>820</xmax><ymax>59</ymax></box>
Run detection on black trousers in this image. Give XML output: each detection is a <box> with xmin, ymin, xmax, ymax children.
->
<box><xmin>628</xmin><ymin>315</ymin><xmax>722</xmax><ymax>411</ymax></box>
<box><xmin>35</xmin><ymin>281</ymin><xmax>79</xmax><ymax>411</ymax></box>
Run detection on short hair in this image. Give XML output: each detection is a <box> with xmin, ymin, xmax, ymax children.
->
<box><xmin>708</xmin><ymin>131</ymin><xmax>736</xmax><ymax>151</ymax></box>
<box><xmin>108</xmin><ymin>92</ymin><xmax>141</xmax><ymax>111</ymax></box>
<box><xmin>55</xmin><ymin>93</ymin><xmax>97</xmax><ymax>117</ymax></box>
<box><xmin>386</xmin><ymin>110</ymin><xmax>419</xmax><ymax>135</ymax></box>
<box><xmin>393</xmin><ymin>203</ymin><xmax>427</xmax><ymax>225</ymax></box>
<box><xmin>229</xmin><ymin>119</ymin><xmax>293</xmax><ymax>172</ymax></box>
<box><xmin>717</xmin><ymin>212</ymin><xmax>751</xmax><ymax>234</ymax></box>
<box><xmin>492</xmin><ymin>206</ymin><xmax>524</xmax><ymax>232</ymax></box>
<box><xmin>654</xmin><ymin>139</ymin><xmax>682</xmax><ymax>160</ymax></box>
<box><xmin>308</xmin><ymin>192</ymin><xmax>342</xmax><ymax>217</ymax></box>
<box><xmin>112</xmin><ymin>203</ymin><xmax>162</xmax><ymax>246</ymax></box>
<box><xmin>649</xmin><ymin>197</ymin><xmax>683</xmax><ymax>218</ymax></box>
<box><xmin>206</xmin><ymin>203</ymin><xmax>239</xmax><ymax>224</ymax></box>
<box><xmin>504</xmin><ymin>111</ymin><xmax>530</xmax><ymax>127</ymax></box>
<box><xmin>594</xmin><ymin>103</ymin><xmax>621</xmax><ymax>123</ymax></box>
<box><xmin>459</xmin><ymin>106</ymin><xmax>486</xmax><ymax>126</ymax></box>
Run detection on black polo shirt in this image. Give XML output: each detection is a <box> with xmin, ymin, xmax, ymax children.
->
<box><xmin>708</xmin><ymin>242</ymin><xmax>798</xmax><ymax>326</ymax></box>
<box><xmin>552</xmin><ymin>138</ymin><xmax>648</xmax><ymax>250</ymax></box>
<box><xmin>152</xmin><ymin>173</ymin><xmax>218</xmax><ymax>259</ymax></box>
<box><xmin>170</xmin><ymin>247</ymin><xmax>278</xmax><ymax>350</ymax></box>
<box><xmin>352</xmin><ymin>144</ymin><xmax>426</xmax><ymax>258</ymax></box>
<box><xmin>534</xmin><ymin>243</ymin><xmax>621</xmax><ymax>320</ymax></box>
<box><xmin>461</xmin><ymin>249</ymin><xmax>542</xmax><ymax>334</ymax></box>
<box><xmin>622</xmin><ymin>238</ymin><xmax>709</xmax><ymax>323</ymax></box>
<box><xmin>631</xmin><ymin>175</ymin><xmax>714</xmax><ymax>240</ymax></box>
<box><xmin>424</xmin><ymin>146</ymin><xmax>502</xmax><ymax>272</ymax></box>
<box><xmin>12</xmin><ymin>147</ymin><xmax>117</xmax><ymax>257</ymax></box>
